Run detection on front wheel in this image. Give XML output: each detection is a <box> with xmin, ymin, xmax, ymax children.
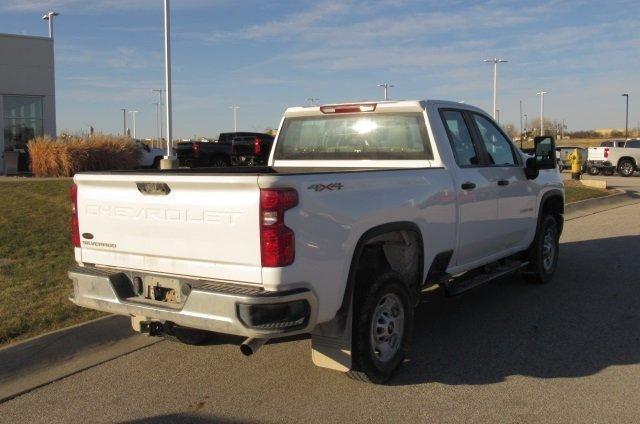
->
<box><xmin>523</xmin><ymin>214</ymin><xmax>560</xmax><ymax>284</ymax></box>
<box><xmin>618</xmin><ymin>159</ymin><xmax>636</xmax><ymax>177</ymax></box>
<box><xmin>347</xmin><ymin>272</ymin><xmax>413</xmax><ymax>384</ymax></box>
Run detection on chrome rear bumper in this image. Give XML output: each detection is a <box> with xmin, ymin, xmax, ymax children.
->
<box><xmin>69</xmin><ymin>266</ymin><xmax>317</xmax><ymax>338</ymax></box>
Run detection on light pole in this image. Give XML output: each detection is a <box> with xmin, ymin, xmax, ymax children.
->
<box><xmin>229</xmin><ymin>106</ymin><xmax>240</xmax><ymax>132</ymax></box>
<box><xmin>307</xmin><ymin>97</ymin><xmax>319</xmax><ymax>106</ymax></box>
<box><xmin>484</xmin><ymin>58</ymin><xmax>507</xmax><ymax>119</ymax></box>
<box><xmin>121</xmin><ymin>108</ymin><xmax>127</xmax><ymax>136</ymax></box>
<box><xmin>377</xmin><ymin>83</ymin><xmax>394</xmax><ymax>100</ymax></box>
<box><xmin>496</xmin><ymin>109</ymin><xmax>500</xmax><ymax>124</ymax></box>
<box><xmin>160</xmin><ymin>0</ymin><xmax>176</xmax><ymax>168</ymax></box>
<box><xmin>622</xmin><ymin>94</ymin><xmax>629</xmax><ymax>139</ymax></box>
<box><xmin>152</xmin><ymin>89</ymin><xmax>163</xmax><ymax>141</ymax></box>
<box><xmin>42</xmin><ymin>11</ymin><xmax>59</xmax><ymax>38</ymax></box>
<box><xmin>129</xmin><ymin>110</ymin><xmax>138</xmax><ymax>139</ymax></box>
<box><xmin>536</xmin><ymin>91</ymin><xmax>547</xmax><ymax>135</ymax></box>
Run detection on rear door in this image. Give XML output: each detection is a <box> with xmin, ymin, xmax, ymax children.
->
<box><xmin>468</xmin><ymin>112</ymin><xmax>537</xmax><ymax>251</ymax></box>
<box><xmin>440</xmin><ymin>109</ymin><xmax>502</xmax><ymax>266</ymax></box>
<box><xmin>75</xmin><ymin>173</ymin><xmax>262</xmax><ymax>284</ymax></box>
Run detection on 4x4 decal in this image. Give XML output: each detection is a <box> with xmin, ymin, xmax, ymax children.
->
<box><xmin>307</xmin><ymin>183</ymin><xmax>343</xmax><ymax>192</ymax></box>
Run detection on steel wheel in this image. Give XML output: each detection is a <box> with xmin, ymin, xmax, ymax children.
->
<box><xmin>542</xmin><ymin>229</ymin><xmax>556</xmax><ymax>272</ymax></box>
<box><xmin>370</xmin><ymin>293</ymin><xmax>405</xmax><ymax>363</ymax></box>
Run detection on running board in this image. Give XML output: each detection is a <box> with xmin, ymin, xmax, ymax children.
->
<box><xmin>440</xmin><ymin>261</ymin><xmax>529</xmax><ymax>297</ymax></box>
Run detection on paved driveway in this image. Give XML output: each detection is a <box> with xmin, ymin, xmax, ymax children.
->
<box><xmin>2</xmin><ymin>203</ymin><xmax>640</xmax><ymax>423</ymax></box>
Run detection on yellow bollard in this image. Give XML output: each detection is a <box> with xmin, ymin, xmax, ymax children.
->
<box><xmin>568</xmin><ymin>148</ymin><xmax>582</xmax><ymax>180</ymax></box>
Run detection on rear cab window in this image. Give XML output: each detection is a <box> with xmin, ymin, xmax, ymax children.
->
<box><xmin>274</xmin><ymin>113</ymin><xmax>433</xmax><ymax>160</ymax></box>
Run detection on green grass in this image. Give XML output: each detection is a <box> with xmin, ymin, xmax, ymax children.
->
<box><xmin>0</xmin><ymin>180</ymin><xmax>103</xmax><ymax>345</ymax></box>
<box><xmin>564</xmin><ymin>180</ymin><xmax>611</xmax><ymax>203</ymax></box>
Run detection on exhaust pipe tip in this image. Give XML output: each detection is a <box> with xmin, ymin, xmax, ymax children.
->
<box><xmin>240</xmin><ymin>337</ymin><xmax>268</xmax><ymax>356</ymax></box>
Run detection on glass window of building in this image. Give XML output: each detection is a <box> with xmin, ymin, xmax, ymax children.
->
<box><xmin>3</xmin><ymin>95</ymin><xmax>44</xmax><ymax>151</ymax></box>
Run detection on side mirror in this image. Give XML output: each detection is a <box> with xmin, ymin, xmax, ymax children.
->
<box><xmin>534</xmin><ymin>136</ymin><xmax>556</xmax><ymax>169</ymax></box>
<box><xmin>524</xmin><ymin>136</ymin><xmax>556</xmax><ymax>179</ymax></box>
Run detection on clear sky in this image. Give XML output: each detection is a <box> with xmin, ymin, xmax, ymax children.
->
<box><xmin>1</xmin><ymin>0</ymin><xmax>638</xmax><ymax>139</ymax></box>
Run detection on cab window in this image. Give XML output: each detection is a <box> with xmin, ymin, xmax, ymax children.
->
<box><xmin>441</xmin><ymin>110</ymin><xmax>480</xmax><ymax>166</ymax></box>
<box><xmin>472</xmin><ymin>114</ymin><xmax>517</xmax><ymax>166</ymax></box>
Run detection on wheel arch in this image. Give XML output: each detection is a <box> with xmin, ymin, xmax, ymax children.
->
<box><xmin>340</xmin><ymin>221</ymin><xmax>424</xmax><ymax>315</ymax></box>
<box><xmin>539</xmin><ymin>189</ymin><xmax>564</xmax><ymax>235</ymax></box>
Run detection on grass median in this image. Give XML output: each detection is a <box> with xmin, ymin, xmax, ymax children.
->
<box><xmin>0</xmin><ymin>179</ymin><xmax>103</xmax><ymax>345</ymax></box>
<box><xmin>564</xmin><ymin>179</ymin><xmax>611</xmax><ymax>203</ymax></box>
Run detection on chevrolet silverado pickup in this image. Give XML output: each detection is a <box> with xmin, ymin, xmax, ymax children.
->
<box><xmin>68</xmin><ymin>100</ymin><xmax>564</xmax><ymax>383</ymax></box>
<box><xmin>176</xmin><ymin>132</ymin><xmax>274</xmax><ymax>168</ymax></box>
<box><xmin>587</xmin><ymin>139</ymin><xmax>640</xmax><ymax>176</ymax></box>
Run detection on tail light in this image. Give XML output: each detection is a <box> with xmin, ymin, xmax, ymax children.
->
<box><xmin>254</xmin><ymin>137</ymin><xmax>262</xmax><ymax>156</ymax></box>
<box><xmin>70</xmin><ymin>184</ymin><xmax>80</xmax><ymax>247</ymax></box>
<box><xmin>193</xmin><ymin>142</ymin><xmax>201</xmax><ymax>159</ymax></box>
<box><xmin>260</xmin><ymin>188</ymin><xmax>298</xmax><ymax>267</ymax></box>
<box><xmin>604</xmin><ymin>148</ymin><xmax>609</xmax><ymax>159</ymax></box>
<box><xmin>320</xmin><ymin>103</ymin><xmax>377</xmax><ymax>114</ymax></box>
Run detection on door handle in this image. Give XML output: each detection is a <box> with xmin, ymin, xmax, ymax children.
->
<box><xmin>461</xmin><ymin>182</ymin><xmax>476</xmax><ymax>190</ymax></box>
<box><xmin>497</xmin><ymin>180</ymin><xmax>510</xmax><ymax>186</ymax></box>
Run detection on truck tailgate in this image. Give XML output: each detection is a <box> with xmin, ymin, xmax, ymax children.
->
<box><xmin>74</xmin><ymin>173</ymin><xmax>262</xmax><ymax>284</ymax></box>
<box><xmin>588</xmin><ymin>147</ymin><xmax>607</xmax><ymax>161</ymax></box>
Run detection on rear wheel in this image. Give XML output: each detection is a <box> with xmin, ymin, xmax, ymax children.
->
<box><xmin>523</xmin><ymin>214</ymin><xmax>559</xmax><ymax>284</ymax></box>
<box><xmin>347</xmin><ymin>272</ymin><xmax>413</xmax><ymax>384</ymax></box>
<box><xmin>210</xmin><ymin>157</ymin><xmax>229</xmax><ymax>167</ymax></box>
<box><xmin>588</xmin><ymin>166</ymin><xmax>600</xmax><ymax>176</ymax></box>
<box><xmin>618</xmin><ymin>159</ymin><xmax>635</xmax><ymax>177</ymax></box>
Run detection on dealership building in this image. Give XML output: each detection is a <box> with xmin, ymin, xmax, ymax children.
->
<box><xmin>0</xmin><ymin>33</ymin><xmax>56</xmax><ymax>174</ymax></box>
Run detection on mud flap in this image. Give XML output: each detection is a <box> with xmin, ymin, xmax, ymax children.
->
<box><xmin>310</xmin><ymin>293</ymin><xmax>353</xmax><ymax>372</ymax></box>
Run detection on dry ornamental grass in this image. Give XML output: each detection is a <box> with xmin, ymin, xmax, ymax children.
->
<box><xmin>28</xmin><ymin>135</ymin><xmax>140</xmax><ymax>177</ymax></box>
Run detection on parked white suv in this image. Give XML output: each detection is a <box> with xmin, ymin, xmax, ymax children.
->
<box><xmin>68</xmin><ymin>100</ymin><xmax>564</xmax><ymax>383</ymax></box>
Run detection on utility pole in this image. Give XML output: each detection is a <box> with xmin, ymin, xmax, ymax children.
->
<box><xmin>519</xmin><ymin>100</ymin><xmax>523</xmax><ymax>141</ymax></box>
<box><xmin>152</xmin><ymin>102</ymin><xmax>160</xmax><ymax>141</ymax></box>
<box><xmin>229</xmin><ymin>106</ymin><xmax>240</xmax><ymax>132</ymax></box>
<box><xmin>523</xmin><ymin>113</ymin><xmax>528</xmax><ymax>146</ymax></box>
<box><xmin>377</xmin><ymin>83</ymin><xmax>394</xmax><ymax>100</ymax></box>
<box><xmin>537</xmin><ymin>91</ymin><xmax>548</xmax><ymax>135</ymax></box>
<box><xmin>622</xmin><ymin>93</ymin><xmax>629</xmax><ymax>139</ymax></box>
<box><xmin>42</xmin><ymin>11</ymin><xmax>59</xmax><ymax>38</ymax></box>
<box><xmin>121</xmin><ymin>108</ymin><xmax>127</xmax><ymax>136</ymax></box>
<box><xmin>152</xmin><ymin>89</ymin><xmax>164</xmax><ymax>141</ymax></box>
<box><xmin>129</xmin><ymin>110</ymin><xmax>138</xmax><ymax>139</ymax></box>
<box><xmin>484</xmin><ymin>58</ymin><xmax>507</xmax><ymax>119</ymax></box>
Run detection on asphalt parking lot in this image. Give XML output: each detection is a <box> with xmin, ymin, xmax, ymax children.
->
<box><xmin>2</xmin><ymin>179</ymin><xmax>640</xmax><ymax>423</ymax></box>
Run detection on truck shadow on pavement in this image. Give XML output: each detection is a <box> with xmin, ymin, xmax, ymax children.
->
<box><xmin>393</xmin><ymin>235</ymin><xmax>640</xmax><ymax>386</ymax></box>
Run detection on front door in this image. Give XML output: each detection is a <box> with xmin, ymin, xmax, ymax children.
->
<box><xmin>440</xmin><ymin>109</ymin><xmax>502</xmax><ymax>266</ymax></box>
<box><xmin>469</xmin><ymin>112</ymin><xmax>537</xmax><ymax>251</ymax></box>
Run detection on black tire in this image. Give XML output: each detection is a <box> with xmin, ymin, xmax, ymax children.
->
<box><xmin>523</xmin><ymin>214</ymin><xmax>559</xmax><ymax>284</ymax></box>
<box><xmin>171</xmin><ymin>326</ymin><xmax>210</xmax><ymax>345</ymax></box>
<box><xmin>602</xmin><ymin>168</ymin><xmax>614</xmax><ymax>176</ymax></box>
<box><xmin>618</xmin><ymin>159</ymin><xmax>635</xmax><ymax>177</ymax></box>
<box><xmin>588</xmin><ymin>166</ymin><xmax>600</xmax><ymax>176</ymax></box>
<box><xmin>210</xmin><ymin>157</ymin><xmax>229</xmax><ymax>167</ymax></box>
<box><xmin>347</xmin><ymin>272</ymin><xmax>413</xmax><ymax>384</ymax></box>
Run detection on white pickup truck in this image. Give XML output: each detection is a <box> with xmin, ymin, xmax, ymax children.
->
<box><xmin>68</xmin><ymin>100</ymin><xmax>564</xmax><ymax>383</ymax></box>
<box><xmin>587</xmin><ymin>139</ymin><xmax>640</xmax><ymax>176</ymax></box>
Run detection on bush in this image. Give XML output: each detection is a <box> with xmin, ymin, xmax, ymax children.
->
<box><xmin>28</xmin><ymin>135</ymin><xmax>140</xmax><ymax>177</ymax></box>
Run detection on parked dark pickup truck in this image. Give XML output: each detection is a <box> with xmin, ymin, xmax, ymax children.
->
<box><xmin>177</xmin><ymin>132</ymin><xmax>274</xmax><ymax>167</ymax></box>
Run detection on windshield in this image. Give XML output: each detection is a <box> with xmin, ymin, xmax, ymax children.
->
<box><xmin>274</xmin><ymin>113</ymin><xmax>433</xmax><ymax>160</ymax></box>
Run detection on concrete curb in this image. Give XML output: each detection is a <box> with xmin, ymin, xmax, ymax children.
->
<box><xmin>565</xmin><ymin>189</ymin><xmax>640</xmax><ymax>220</ymax></box>
<box><xmin>0</xmin><ymin>315</ymin><xmax>161</xmax><ymax>403</ymax></box>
